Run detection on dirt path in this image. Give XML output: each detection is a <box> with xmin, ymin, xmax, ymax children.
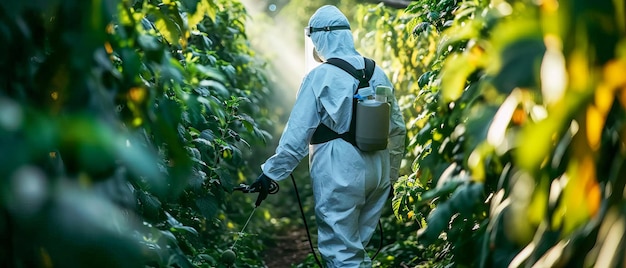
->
<box><xmin>263</xmin><ymin>227</ymin><xmax>313</xmax><ymax>267</ymax></box>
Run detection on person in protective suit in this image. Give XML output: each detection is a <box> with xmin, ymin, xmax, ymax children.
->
<box><xmin>251</xmin><ymin>5</ymin><xmax>406</xmax><ymax>267</ymax></box>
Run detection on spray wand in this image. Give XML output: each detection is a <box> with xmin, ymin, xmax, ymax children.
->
<box><xmin>221</xmin><ymin>181</ymin><xmax>279</xmax><ymax>266</ymax></box>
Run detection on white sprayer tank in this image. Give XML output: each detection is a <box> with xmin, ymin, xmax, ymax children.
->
<box><xmin>355</xmin><ymin>86</ymin><xmax>391</xmax><ymax>151</ymax></box>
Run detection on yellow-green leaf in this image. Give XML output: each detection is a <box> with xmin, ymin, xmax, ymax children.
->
<box><xmin>187</xmin><ymin>0</ymin><xmax>214</xmax><ymax>30</ymax></box>
<box><xmin>154</xmin><ymin>17</ymin><xmax>180</xmax><ymax>45</ymax></box>
<box><xmin>440</xmin><ymin>53</ymin><xmax>475</xmax><ymax>103</ymax></box>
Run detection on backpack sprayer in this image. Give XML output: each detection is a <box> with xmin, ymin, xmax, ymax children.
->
<box><xmin>225</xmin><ymin>175</ymin><xmax>383</xmax><ymax>267</ymax></box>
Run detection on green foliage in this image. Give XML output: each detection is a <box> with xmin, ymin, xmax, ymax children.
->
<box><xmin>1</xmin><ymin>0</ymin><xmax>277</xmax><ymax>267</ymax></box>
<box><xmin>390</xmin><ymin>0</ymin><xmax>626</xmax><ymax>267</ymax></box>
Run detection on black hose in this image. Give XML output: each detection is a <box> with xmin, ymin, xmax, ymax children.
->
<box><xmin>290</xmin><ymin>174</ymin><xmax>385</xmax><ymax>267</ymax></box>
<box><xmin>372</xmin><ymin>220</ymin><xmax>383</xmax><ymax>260</ymax></box>
<box><xmin>290</xmin><ymin>174</ymin><xmax>324</xmax><ymax>268</ymax></box>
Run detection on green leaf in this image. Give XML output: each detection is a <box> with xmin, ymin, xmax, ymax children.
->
<box><xmin>392</xmin><ymin>194</ymin><xmax>405</xmax><ymax>221</ymax></box>
<box><xmin>193</xmin><ymin>138</ymin><xmax>213</xmax><ymax>148</ymax></box>
<box><xmin>448</xmin><ymin>182</ymin><xmax>484</xmax><ymax>216</ymax></box>
<box><xmin>405</xmin><ymin>1</ymin><xmax>423</xmax><ymax>14</ymax></box>
<box><xmin>166</xmin><ymin>212</ymin><xmax>199</xmax><ymax>236</ymax></box>
<box><xmin>120</xmin><ymin>48</ymin><xmax>142</xmax><ymax>82</ymax></box>
<box><xmin>154</xmin><ymin>17</ymin><xmax>179</xmax><ymax>45</ymax></box>
<box><xmin>195</xmin><ymin>194</ymin><xmax>219</xmax><ymax>219</ymax></box>
<box><xmin>137</xmin><ymin>190</ymin><xmax>163</xmax><ymax>222</ymax></box>
<box><xmin>416</xmin><ymin>122</ymin><xmax>433</xmax><ymax>145</ymax></box>
<box><xmin>418</xmin><ymin>164</ymin><xmax>466</xmax><ymax>206</ymax></box>
<box><xmin>490</xmin><ymin>39</ymin><xmax>546</xmax><ymax>94</ymax></box>
<box><xmin>186</xmin><ymin>0</ymin><xmax>217</xmax><ymax>29</ymax></box>
<box><xmin>221</xmin><ymin>64</ymin><xmax>236</xmax><ymax>82</ymax></box>
<box><xmin>185</xmin><ymin>95</ymin><xmax>207</xmax><ymax>126</ymax></box>
<box><xmin>115</xmin><ymin>134</ymin><xmax>167</xmax><ymax>195</ymax></box>
<box><xmin>239</xmin><ymin>114</ymin><xmax>256</xmax><ymax>132</ymax></box>
<box><xmin>189</xmin><ymin>167</ymin><xmax>208</xmax><ymax>191</ymax></box>
<box><xmin>137</xmin><ymin>34</ymin><xmax>161</xmax><ymax>51</ymax></box>
<box><xmin>228</xmin><ymin>144</ymin><xmax>243</xmax><ymax>165</ymax></box>
<box><xmin>199</xmin><ymin>79</ymin><xmax>229</xmax><ymax>98</ymax></box>
<box><xmin>205</xmin><ymin>0</ymin><xmax>218</xmax><ymax>23</ymax></box>
<box><xmin>465</xmin><ymin>104</ymin><xmax>498</xmax><ymax>150</ymax></box>
<box><xmin>179</xmin><ymin>0</ymin><xmax>199</xmax><ymax>14</ymax></box>
<box><xmin>140</xmin><ymin>17</ymin><xmax>154</xmax><ymax>30</ymax></box>
<box><xmin>437</xmin><ymin>19</ymin><xmax>480</xmax><ymax>55</ymax></box>
<box><xmin>418</xmin><ymin>71</ymin><xmax>432</xmax><ymax>88</ymax></box>
<box><xmin>195</xmin><ymin>64</ymin><xmax>226</xmax><ymax>82</ymax></box>
<box><xmin>439</xmin><ymin>53</ymin><xmax>475</xmax><ymax>103</ymax></box>
<box><xmin>204</xmin><ymin>96</ymin><xmax>226</xmax><ymax>125</ymax></box>
<box><xmin>418</xmin><ymin>202</ymin><xmax>453</xmax><ymax>243</ymax></box>
<box><xmin>214</xmin><ymin>166</ymin><xmax>235</xmax><ymax>192</ymax></box>
<box><xmin>151</xmin><ymin>4</ymin><xmax>183</xmax><ymax>46</ymax></box>
<box><xmin>161</xmin><ymin>58</ymin><xmax>185</xmax><ymax>82</ymax></box>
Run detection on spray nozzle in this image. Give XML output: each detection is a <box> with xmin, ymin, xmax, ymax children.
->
<box><xmin>233</xmin><ymin>180</ymin><xmax>279</xmax><ymax>194</ymax></box>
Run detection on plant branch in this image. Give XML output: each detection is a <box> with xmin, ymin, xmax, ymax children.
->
<box><xmin>361</xmin><ymin>0</ymin><xmax>414</xmax><ymax>9</ymax></box>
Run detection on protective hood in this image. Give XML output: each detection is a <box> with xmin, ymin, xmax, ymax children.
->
<box><xmin>308</xmin><ymin>5</ymin><xmax>362</xmax><ymax>66</ymax></box>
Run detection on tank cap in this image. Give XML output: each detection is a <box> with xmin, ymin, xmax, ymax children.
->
<box><xmin>355</xmin><ymin>87</ymin><xmax>374</xmax><ymax>100</ymax></box>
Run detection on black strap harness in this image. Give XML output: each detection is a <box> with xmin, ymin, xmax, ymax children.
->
<box><xmin>309</xmin><ymin>57</ymin><xmax>376</xmax><ymax>146</ymax></box>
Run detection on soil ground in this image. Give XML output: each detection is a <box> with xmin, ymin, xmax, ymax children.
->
<box><xmin>263</xmin><ymin>228</ymin><xmax>313</xmax><ymax>267</ymax></box>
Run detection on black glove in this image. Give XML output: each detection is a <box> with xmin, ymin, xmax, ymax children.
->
<box><xmin>251</xmin><ymin>173</ymin><xmax>272</xmax><ymax>207</ymax></box>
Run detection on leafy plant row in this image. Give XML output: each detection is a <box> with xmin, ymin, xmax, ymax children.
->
<box><xmin>1</xmin><ymin>0</ymin><xmax>276</xmax><ymax>267</ymax></box>
<box><xmin>384</xmin><ymin>0</ymin><xmax>626</xmax><ymax>266</ymax></box>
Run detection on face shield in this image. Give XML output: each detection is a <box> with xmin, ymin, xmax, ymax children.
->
<box><xmin>304</xmin><ymin>28</ymin><xmax>322</xmax><ymax>72</ymax></box>
<box><xmin>304</xmin><ymin>25</ymin><xmax>351</xmax><ymax>72</ymax></box>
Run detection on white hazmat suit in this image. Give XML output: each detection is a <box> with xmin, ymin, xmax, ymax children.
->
<box><xmin>259</xmin><ymin>5</ymin><xmax>406</xmax><ymax>267</ymax></box>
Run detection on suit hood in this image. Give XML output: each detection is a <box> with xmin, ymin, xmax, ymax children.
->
<box><xmin>308</xmin><ymin>5</ymin><xmax>361</xmax><ymax>65</ymax></box>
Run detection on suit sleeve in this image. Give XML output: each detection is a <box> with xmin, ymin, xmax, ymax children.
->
<box><xmin>260</xmin><ymin>75</ymin><xmax>320</xmax><ymax>181</ymax></box>
<box><xmin>387</xmin><ymin>86</ymin><xmax>406</xmax><ymax>184</ymax></box>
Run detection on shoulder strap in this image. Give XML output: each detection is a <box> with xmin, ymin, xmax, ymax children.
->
<box><xmin>310</xmin><ymin>57</ymin><xmax>376</xmax><ymax>147</ymax></box>
<box><xmin>325</xmin><ymin>57</ymin><xmax>376</xmax><ymax>89</ymax></box>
